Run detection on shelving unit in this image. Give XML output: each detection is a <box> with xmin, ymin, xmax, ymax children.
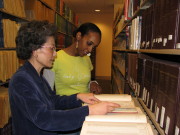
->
<box><xmin>112</xmin><ymin>0</ymin><xmax>180</xmax><ymax>135</ymax></box>
<box><xmin>137</xmin><ymin>98</ymin><xmax>165</xmax><ymax>135</ymax></box>
<box><xmin>0</xmin><ymin>1</ymin><xmax>79</xmax><ymax>133</ymax></box>
<box><xmin>113</xmin><ymin>0</ymin><xmax>152</xmax><ymax>38</ymax></box>
<box><xmin>0</xmin><ymin>0</ymin><xmax>79</xmax><ymax>85</ymax></box>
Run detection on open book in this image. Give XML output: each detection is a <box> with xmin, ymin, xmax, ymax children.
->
<box><xmin>81</xmin><ymin>121</ymin><xmax>155</xmax><ymax>135</ymax></box>
<box><xmin>81</xmin><ymin>94</ymin><xmax>155</xmax><ymax>135</ymax></box>
<box><xmin>110</xmin><ymin>106</ymin><xmax>139</xmax><ymax>114</ymax></box>
<box><xmin>94</xmin><ymin>94</ymin><xmax>132</xmax><ymax>101</ymax></box>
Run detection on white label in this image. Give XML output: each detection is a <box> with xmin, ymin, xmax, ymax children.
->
<box><xmin>142</xmin><ymin>87</ymin><xmax>145</xmax><ymax>100</ymax></box>
<box><xmin>134</xmin><ymin>83</ymin><xmax>137</xmax><ymax>96</ymax></box>
<box><xmin>159</xmin><ymin>37</ymin><xmax>162</xmax><ymax>42</ymax></box>
<box><xmin>155</xmin><ymin>103</ymin><xmax>157</xmax><ymax>113</ymax></box>
<box><xmin>163</xmin><ymin>38</ymin><xmax>167</xmax><ymax>46</ymax></box>
<box><xmin>150</xmin><ymin>99</ymin><xmax>153</xmax><ymax>111</ymax></box>
<box><xmin>165</xmin><ymin>116</ymin><xmax>170</xmax><ymax>134</ymax></box>
<box><xmin>176</xmin><ymin>43</ymin><xmax>180</xmax><ymax>49</ymax></box>
<box><xmin>146</xmin><ymin>41</ymin><xmax>150</xmax><ymax>47</ymax></box>
<box><xmin>137</xmin><ymin>83</ymin><xmax>140</xmax><ymax>97</ymax></box>
<box><xmin>168</xmin><ymin>35</ymin><xmax>173</xmax><ymax>40</ymax></box>
<box><xmin>156</xmin><ymin>38</ymin><xmax>158</xmax><ymax>42</ymax></box>
<box><xmin>146</xmin><ymin>92</ymin><xmax>149</xmax><ymax>106</ymax></box>
<box><xmin>160</xmin><ymin>106</ymin><xmax>165</xmax><ymax>127</ymax></box>
<box><xmin>137</xmin><ymin>83</ymin><xmax>139</xmax><ymax>97</ymax></box>
<box><xmin>144</xmin><ymin>88</ymin><xmax>147</xmax><ymax>102</ymax></box>
<box><xmin>156</xmin><ymin>107</ymin><xmax>159</xmax><ymax>122</ymax></box>
<box><xmin>175</xmin><ymin>126</ymin><xmax>179</xmax><ymax>135</ymax></box>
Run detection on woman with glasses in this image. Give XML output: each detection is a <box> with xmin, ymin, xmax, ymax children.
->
<box><xmin>8</xmin><ymin>20</ymin><xmax>119</xmax><ymax>135</ymax></box>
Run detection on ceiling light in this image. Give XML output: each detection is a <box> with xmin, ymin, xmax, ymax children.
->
<box><xmin>95</xmin><ymin>9</ymin><xmax>100</xmax><ymax>12</ymax></box>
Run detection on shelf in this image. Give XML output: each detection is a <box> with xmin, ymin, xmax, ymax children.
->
<box><xmin>112</xmin><ymin>61</ymin><xmax>126</xmax><ymax>78</ymax></box>
<box><xmin>139</xmin><ymin>49</ymin><xmax>180</xmax><ymax>55</ymax></box>
<box><xmin>114</xmin><ymin>0</ymin><xmax>152</xmax><ymax>38</ymax></box>
<box><xmin>112</xmin><ymin>66</ymin><xmax>125</xmax><ymax>94</ymax></box>
<box><xmin>0</xmin><ymin>80</ymin><xmax>9</xmax><ymax>87</ymax></box>
<box><xmin>132</xmin><ymin>97</ymin><xmax>159</xmax><ymax>135</ymax></box>
<box><xmin>138</xmin><ymin>98</ymin><xmax>165</xmax><ymax>135</ymax></box>
<box><xmin>38</xmin><ymin>0</ymin><xmax>55</xmax><ymax>10</ymax></box>
<box><xmin>0</xmin><ymin>48</ymin><xmax>16</xmax><ymax>50</ymax></box>
<box><xmin>0</xmin><ymin>9</ymin><xmax>29</xmax><ymax>22</ymax></box>
<box><xmin>55</xmin><ymin>11</ymin><xmax>77</xmax><ymax>27</ymax></box>
<box><xmin>113</xmin><ymin>6</ymin><xmax>124</xmax><ymax>30</ymax></box>
<box><xmin>112</xmin><ymin>49</ymin><xmax>180</xmax><ymax>55</ymax></box>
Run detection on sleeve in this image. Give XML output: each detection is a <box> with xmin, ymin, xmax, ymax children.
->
<box><xmin>10</xmin><ymin>74</ymin><xmax>89</xmax><ymax>132</ymax></box>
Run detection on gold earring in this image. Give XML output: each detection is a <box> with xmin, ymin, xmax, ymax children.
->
<box><xmin>76</xmin><ymin>41</ymin><xmax>78</xmax><ymax>48</ymax></box>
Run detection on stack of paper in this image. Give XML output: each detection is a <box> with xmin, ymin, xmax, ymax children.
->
<box><xmin>81</xmin><ymin>94</ymin><xmax>155</xmax><ymax>135</ymax></box>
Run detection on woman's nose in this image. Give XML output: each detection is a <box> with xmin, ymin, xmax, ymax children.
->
<box><xmin>88</xmin><ymin>46</ymin><xmax>93</xmax><ymax>52</ymax></box>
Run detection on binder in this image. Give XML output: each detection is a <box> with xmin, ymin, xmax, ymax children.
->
<box><xmin>137</xmin><ymin>57</ymin><xmax>146</xmax><ymax>98</ymax></box>
<box><xmin>163</xmin><ymin>63</ymin><xmax>180</xmax><ymax>134</ymax></box>
<box><xmin>166</xmin><ymin>10</ymin><xmax>180</xmax><ymax>49</ymax></box>
<box><xmin>144</xmin><ymin>59</ymin><xmax>153</xmax><ymax>107</ymax></box>
<box><xmin>150</xmin><ymin>60</ymin><xmax>159</xmax><ymax>113</ymax></box>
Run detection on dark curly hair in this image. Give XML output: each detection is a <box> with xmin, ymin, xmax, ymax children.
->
<box><xmin>16</xmin><ymin>20</ymin><xmax>58</xmax><ymax>60</ymax></box>
<box><xmin>73</xmin><ymin>22</ymin><xmax>101</xmax><ymax>38</ymax></box>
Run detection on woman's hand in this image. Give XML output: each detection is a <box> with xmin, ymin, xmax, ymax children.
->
<box><xmin>89</xmin><ymin>81</ymin><xmax>102</xmax><ymax>94</ymax></box>
<box><xmin>77</xmin><ymin>93</ymin><xmax>100</xmax><ymax>104</ymax></box>
<box><xmin>88</xmin><ymin>101</ymin><xmax>120</xmax><ymax>115</ymax></box>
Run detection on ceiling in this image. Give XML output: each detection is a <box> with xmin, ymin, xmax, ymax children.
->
<box><xmin>63</xmin><ymin>0</ymin><xmax>124</xmax><ymax>14</ymax></box>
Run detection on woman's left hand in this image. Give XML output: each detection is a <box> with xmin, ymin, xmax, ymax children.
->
<box><xmin>77</xmin><ymin>93</ymin><xmax>100</xmax><ymax>104</ymax></box>
<box><xmin>90</xmin><ymin>81</ymin><xmax>102</xmax><ymax>94</ymax></box>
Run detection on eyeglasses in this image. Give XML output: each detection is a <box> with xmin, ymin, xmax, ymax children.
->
<box><xmin>41</xmin><ymin>46</ymin><xmax>56</xmax><ymax>52</ymax></box>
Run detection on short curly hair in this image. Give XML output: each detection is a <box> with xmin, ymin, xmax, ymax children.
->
<box><xmin>16</xmin><ymin>20</ymin><xmax>58</xmax><ymax>60</ymax></box>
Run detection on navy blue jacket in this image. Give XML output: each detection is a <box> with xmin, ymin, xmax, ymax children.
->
<box><xmin>8</xmin><ymin>61</ymin><xmax>89</xmax><ymax>135</ymax></box>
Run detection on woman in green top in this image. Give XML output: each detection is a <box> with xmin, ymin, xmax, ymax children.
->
<box><xmin>52</xmin><ymin>22</ymin><xmax>102</xmax><ymax>96</ymax></box>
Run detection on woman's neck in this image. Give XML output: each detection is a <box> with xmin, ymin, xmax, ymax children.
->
<box><xmin>28</xmin><ymin>59</ymin><xmax>42</xmax><ymax>75</ymax></box>
<box><xmin>64</xmin><ymin>43</ymin><xmax>78</xmax><ymax>56</ymax></box>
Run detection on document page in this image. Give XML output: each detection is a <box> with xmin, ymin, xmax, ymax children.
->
<box><xmin>81</xmin><ymin>121</ymin><xmax>155</xmax><ymax>135</ymax></box>
<box><xmin>94</xmin><ymin>94</ymin><xmax>132</xmax><ymax>101</ymax></box>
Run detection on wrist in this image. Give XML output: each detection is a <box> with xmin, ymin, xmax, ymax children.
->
<box><xmin>88</xmin><ymin>80</ymin><xmax>98</xmax><ymax>90</ymax></box>
<box><xmin>90</xmin><ymin>80</ymin><xmax>98</xmax><ymax>84</ymax></box>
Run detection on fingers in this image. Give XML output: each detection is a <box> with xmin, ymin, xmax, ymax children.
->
<box><xmin>107</xmin><ymin>106</ymin><xmax>115</xmax><ymax>112</ymax></box>
<box><xmin>108</xmin><ymin>102</ymin><xmax>120</xmax><ymax>108</ymax></box>
<box><xmin>106</xmin><ymin>102</ymin><xmax>120</xmax><ymax>113</ymax></box>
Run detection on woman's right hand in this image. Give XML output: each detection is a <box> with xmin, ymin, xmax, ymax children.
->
<box><xmin>88</xmin><ymin>101</ymin><xmax>120</xmax><ymax>115</ymax></box>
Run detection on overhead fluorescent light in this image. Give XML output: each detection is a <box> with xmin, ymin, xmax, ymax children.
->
<box><xmin>95</xmin><ymin>9</ymin><xmax>100</xmax><ymax>12</ymax></box>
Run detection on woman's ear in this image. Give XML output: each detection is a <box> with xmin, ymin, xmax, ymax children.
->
<box><xmin>76</xmin><ymin>32</ymin><xmax>81</xmax><ymax>40</ymax></box>
<box><xmin>32</xmin><ymin>50</ymin><xmax>38</xmax><ymax>58</ymax></box>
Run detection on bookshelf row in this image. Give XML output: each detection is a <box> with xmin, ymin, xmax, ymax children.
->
<box><xmin>112</xmin><ymin>0</ymin><xmax>180</xmax><ymax>134</ymax></box>
<box><xmin>113</xmin><ymin>0</ymin><xmax>152</xmax><ymax>38</ymax></box>
<box><xmin>0</xmin><ymin>0</ymin><xmax>78</xmax><ymax>48</ymax></box>
<box><xmin>112</xmin><ymin>49</ymin><xmax>180</xmax><ymax>55</ymax></box>
<box><xmin>0</xmin><ymin>0</ymin><xmax>79</xmax><ymax>84</ymax></box>
<box><xmin>114</xmin><ymin>0</ymin><xmax>180</xmax><ymax>51</ymax></box>
<box><xmin>112</xmin><ymin>52</ymin><xmax>180</xmax><ymax>135</ymax></box>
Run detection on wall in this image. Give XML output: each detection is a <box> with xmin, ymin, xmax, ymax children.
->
<box><xmin>78</xmin><ymin>13</ymin><xmax>113</xmax><ymax>79</ymax></box>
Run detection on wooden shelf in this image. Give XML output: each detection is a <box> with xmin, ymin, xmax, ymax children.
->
<box><xmin>0</xmin><ymin>48</ymin><xmax>16</xmax><ymax>50</ymax></box>
<box><xmin>132</xmin><ymin>97</ymin><xmax>159</xmax><ymax>135</ymax></box>
<box><xmin>114</xmin><ymin>0</ymin><xmax>152</xmax><ymax>38</ymax></box>
<box><xmin>112</xmin><ymin>49</ymin><xmax>180</xmax><ymax>55</ymax></box>
<box><xmin>112</xmin><ymin>66</ymin><xmax>125</xmax><ymax>94</ymax></box>
<box><xmin>137</xmin><ymin>98</ymin><xmax>165</xmax><ymax>135</ymax></box>
<box><xmin>139</xmin><ymin>49</ymin><xmax>180</xmax><ymax>55</ymax></box>
<box><xmin>112</xmin><ymin>60</ymin><xmax>126</xmax><ymax>77</ymax></box>
<box><xmin>0</xmin><ymin>9</ymin><xmax>29</xmax><ymax>22</ymax></box>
